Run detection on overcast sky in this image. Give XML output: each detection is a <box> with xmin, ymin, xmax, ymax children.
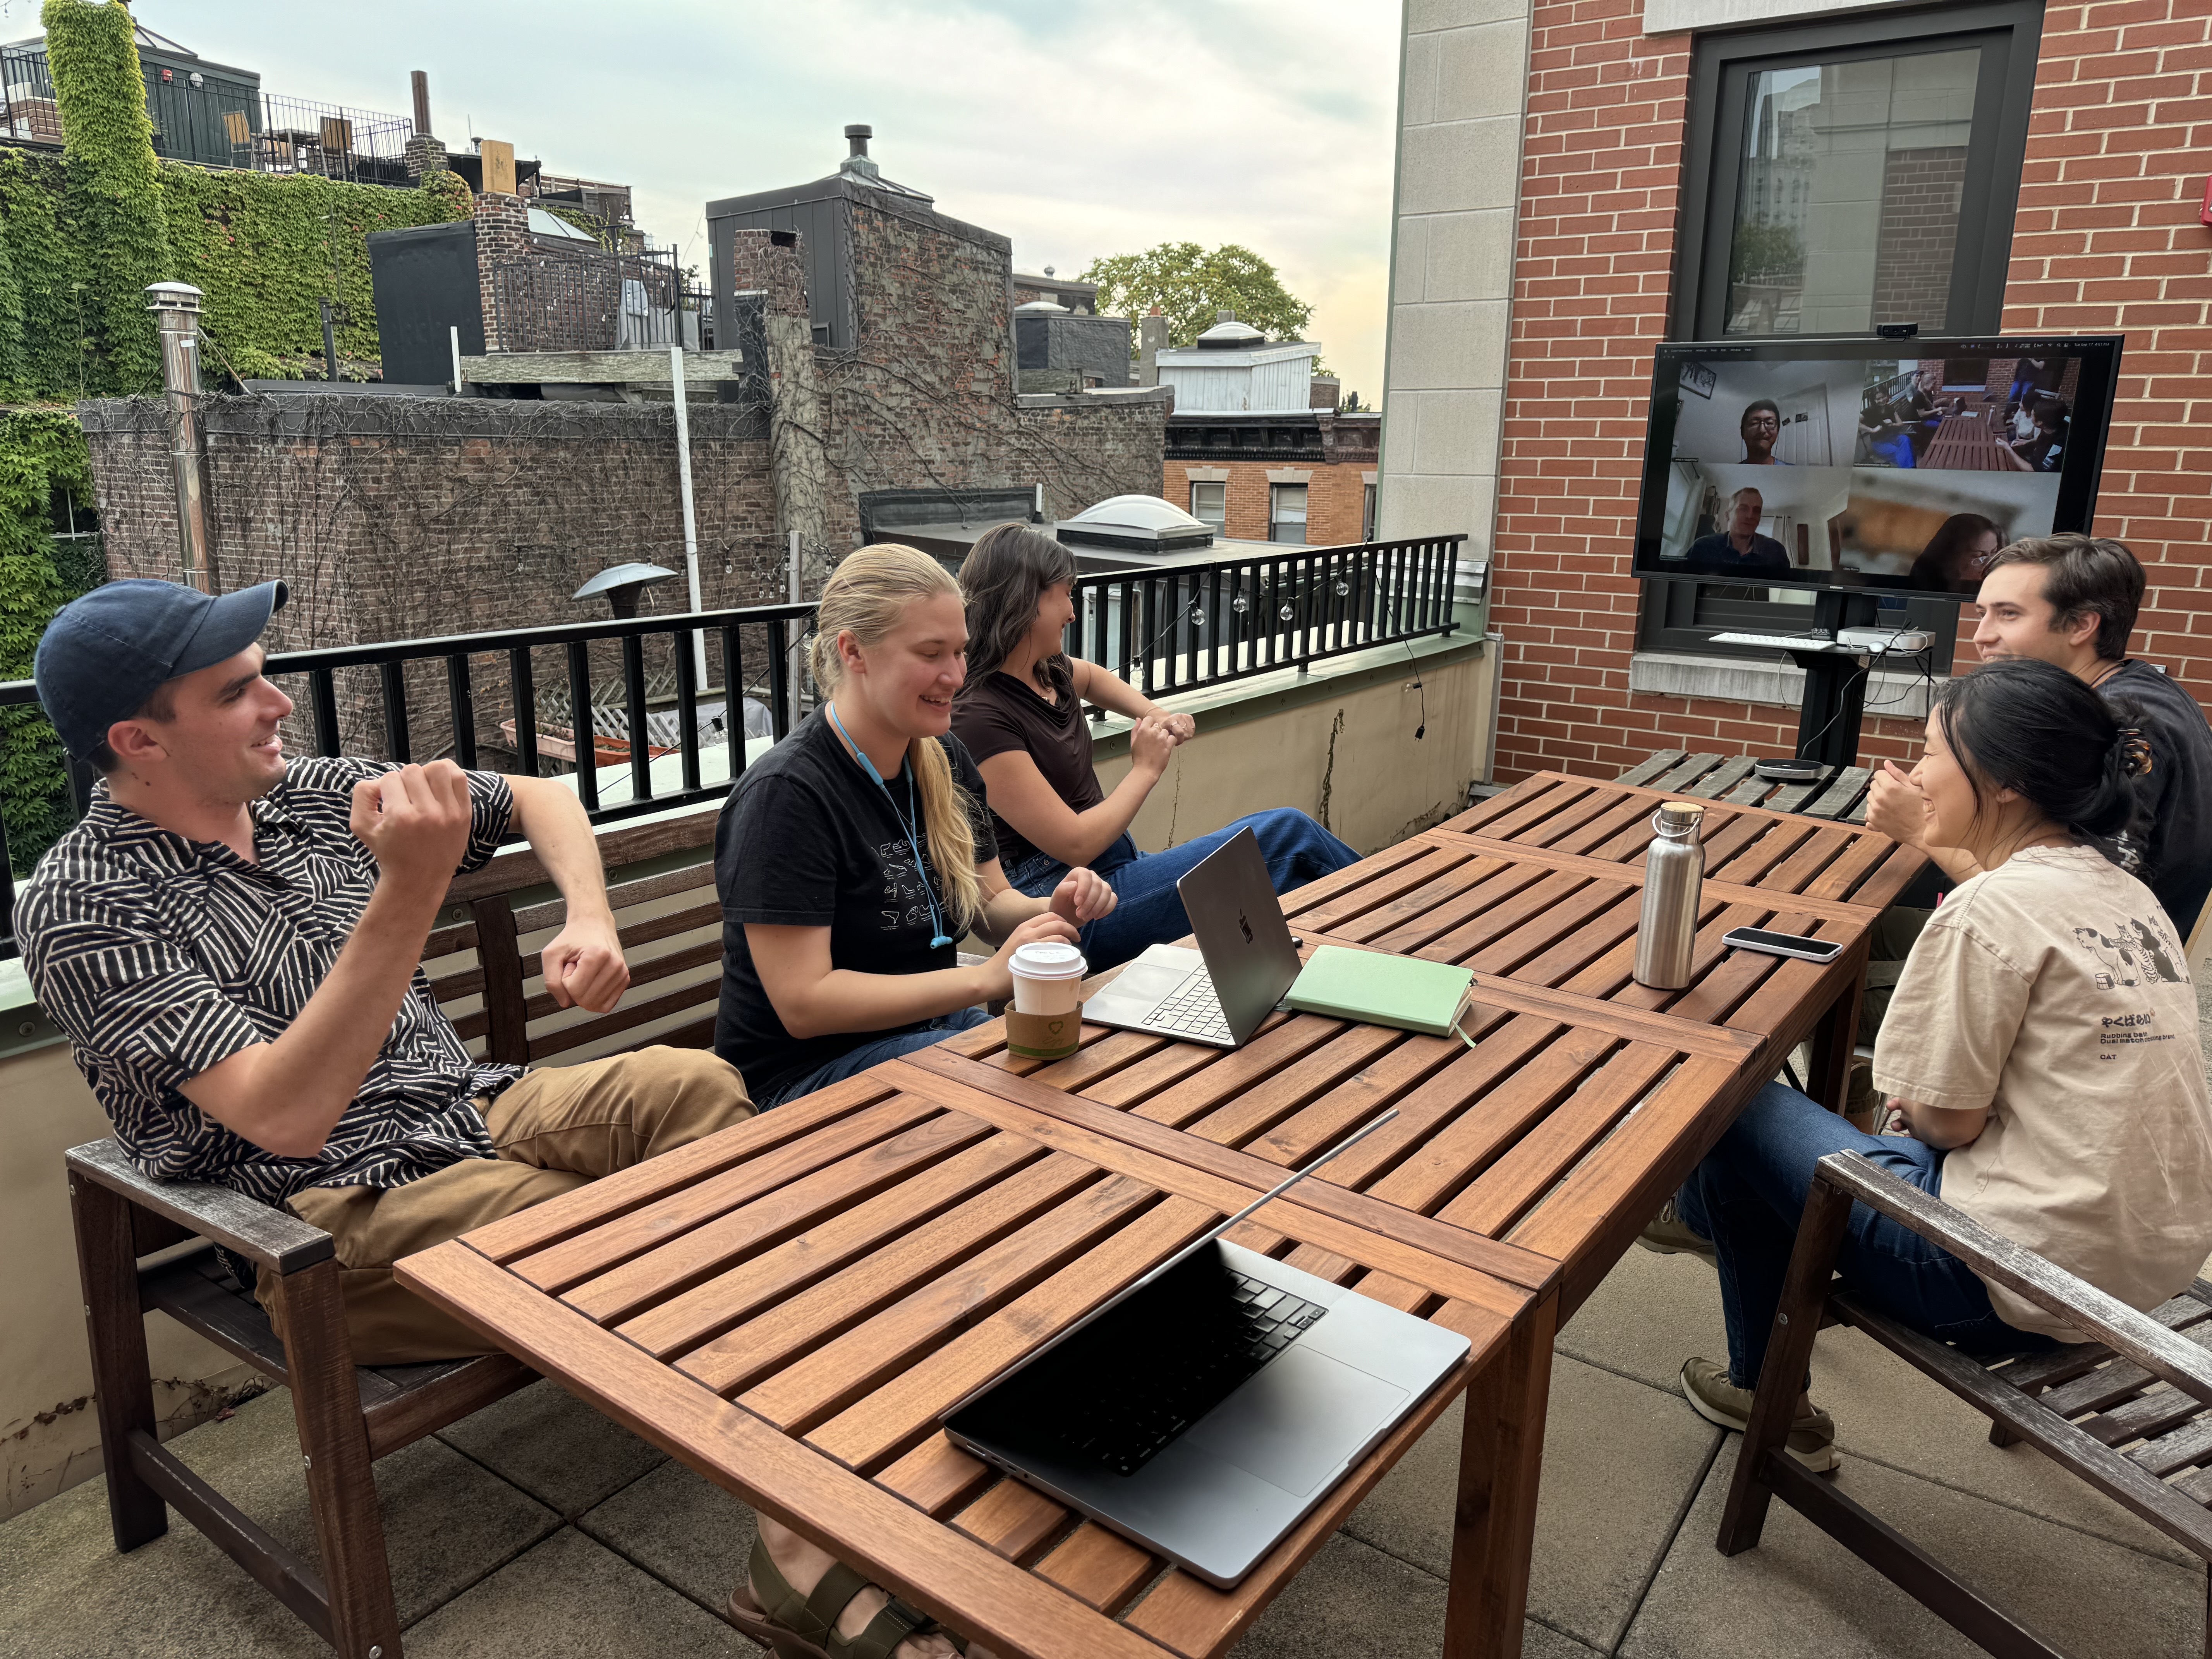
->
<box><xmin>27</xmin><ymin>0</ymin><xmax>1405</xmax><ymax>397</ymax></box>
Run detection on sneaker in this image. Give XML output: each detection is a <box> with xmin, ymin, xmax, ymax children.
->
<box><xmin>1680</xmin><ymin>1357</ymin><xmax>1839</xmax><ymax>1473</ymax></box>
<box><xmin>1636</xmin><ymin>1197</ymin><xmax>1717</xmax><ymax>1268</ymax></box>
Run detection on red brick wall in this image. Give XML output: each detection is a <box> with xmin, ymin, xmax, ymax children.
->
<box><xmin>1163</xmin><ymin>459</ymin><xmax>1372</xmax><ymax>545</ymax></box>
<box><xmin>1488</xmin><ymin>0</ymin><xmax>2212</xmax><ymax>782</ymax></box>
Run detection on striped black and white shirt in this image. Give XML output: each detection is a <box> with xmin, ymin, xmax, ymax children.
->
<box><xmin>21</xmin><ymin>757</ymin><xmax>523</xmax><ymax>1206</ymax></box>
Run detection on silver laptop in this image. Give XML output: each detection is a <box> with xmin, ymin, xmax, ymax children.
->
<box><xmin>1083</xmin><ymin>826</ymin><xmax>1302</xmax><ymax>1047</ymax></box>
<box><xmin>941</xmin><ymin>1111</ymin><xmax>1471</xmax><ymax>1589</ymax></box>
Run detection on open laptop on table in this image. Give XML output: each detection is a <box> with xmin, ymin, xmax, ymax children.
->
<box><xmin>941</xmin><ymin>1109</ymin><xmax>1470</xmax><ymax>1589</ymax></box>
<box><xmin>1082</xmin><ymin>825</ymin><xmax>1302</xmax><ymax>1048</ymax></box>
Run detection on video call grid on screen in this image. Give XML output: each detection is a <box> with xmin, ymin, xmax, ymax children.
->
<box><xmin>1633</xmin><ymin>337</ymin><xmax>2120</xmax><ymax>599</ymax></box>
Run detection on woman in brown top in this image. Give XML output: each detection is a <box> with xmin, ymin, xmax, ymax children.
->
<box><xmin>952</xmin><ymin>523</ymin><xmax>1358</xmax><ymax>969</ymax></box>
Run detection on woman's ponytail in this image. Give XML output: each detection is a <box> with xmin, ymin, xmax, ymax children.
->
<box><xmin>910</xmin><ymin>732</ymin><xmax>982</xmax><ymax>931</ymax></box>
<box><xmin>811</xmin><ymin>543</ymin><xmax>985</xmax><ymax>933</ymax></box>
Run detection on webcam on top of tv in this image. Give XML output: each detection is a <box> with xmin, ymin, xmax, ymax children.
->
<box><xmin>1875</xmin><ymin>323</ymin><xmax>1919</xmax><ymax>340</ymax></box>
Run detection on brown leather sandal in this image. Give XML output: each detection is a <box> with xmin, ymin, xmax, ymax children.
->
<box><xmin>728</xmin><ymin>1536</ymin><xmax>964</xmax><ymax>1659</ymax></box>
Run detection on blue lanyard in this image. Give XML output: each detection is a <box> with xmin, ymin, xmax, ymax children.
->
<box><xmin>826</xmin><ymin>703</ymin><xmax>954</xmax><ymax>949</ymax></box>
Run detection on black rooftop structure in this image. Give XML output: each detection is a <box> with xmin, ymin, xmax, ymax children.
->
<box><xmin>704</xmin><ymin>125</ymin><xmax>1008</xmax><ymax>352</ymax></box>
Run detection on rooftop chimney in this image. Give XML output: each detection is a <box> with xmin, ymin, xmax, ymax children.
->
<box><xmin>410</xmin><ymin>70</ymin><xmax>431</xmax><ymax>136</ymax></box>
<box><xmin>846</xmin><ymin>124</ymin><xmax>872</xmax><ymax>158</ymax></box>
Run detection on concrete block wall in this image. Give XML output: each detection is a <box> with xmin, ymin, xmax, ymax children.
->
<box><xmin>1375</xmin><ymin>0</ymin><xmax>1534</xmax><ymax>558</ymax></box>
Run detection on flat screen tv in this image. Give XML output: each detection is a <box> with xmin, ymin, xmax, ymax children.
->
<box><xmin>1632</xmin><ymin>336</ymin><xmax>2121</xmax><ymax>599</ymax></box>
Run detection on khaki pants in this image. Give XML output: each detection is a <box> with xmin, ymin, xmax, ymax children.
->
<box><xmin>259</xmin><ymin>1046</ymin><xmax>753</xmax><ymax>1364</ymax></box>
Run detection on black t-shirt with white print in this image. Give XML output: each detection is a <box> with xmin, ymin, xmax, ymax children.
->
<box><xmin>713</xmin><ymin>709</ymin><xmax>998</xmax><ymax>1101</ymax></box>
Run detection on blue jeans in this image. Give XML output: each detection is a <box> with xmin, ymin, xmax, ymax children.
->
<box><xmin>755</xmin><ymin>1008</ymin><xmax>989</xmax><ymax>1111</ymax></box>
<box><xmin>1002</xmin><ymin>809</ymin><xmax>1361</xmax><ymax>970</ymax></box>
<box><xmin>1676</xmin><ymin>1082</ymin><xmax>2052</xmax><ymax>1389</ymax></box>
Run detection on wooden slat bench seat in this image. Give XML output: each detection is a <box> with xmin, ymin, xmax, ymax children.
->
<box><xmin>1619</xmin><ymin>749</ymin><xmax>1882</xmax><ymax>823</ymax></box>
<box><xmin>1721</xmin><ymin>1150</ymin><xmax>2212</xmax><ymax>1659</ymax></box>
<box><xmin>68</xmin><ymin>802</ymin><xmax>732</xmax><ymax>1659</ymax></box>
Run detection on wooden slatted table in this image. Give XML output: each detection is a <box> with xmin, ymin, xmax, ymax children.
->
<box><xmin>396</xmin><ymin>1064</ymin><xmax>1560</xmax><ymax>1659</ymax></box>
<box><xmin>1922</xmin><ymin>413</ymin><xmax>2008</xmax><ymax>469</ymax></box>
<box><xmin>1614</xmin><ymin>749</ymin><xmax>1888</xmax><ymax>823</ymax></box>
<box><xmin>398</xmin><ymin>774</ymin><xmax>1921</xmax><ymax>1659</ymax></box>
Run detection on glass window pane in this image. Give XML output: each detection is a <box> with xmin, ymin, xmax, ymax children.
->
<box><xmin>1269</xmin><ymin>484</ymin><xmax>1308</xmax><ymax>545</ymax></box>
<box><xmin>1190</xmin><ymin>481</ymin><xmax>1226</xmax><ymax>531</ymax></box>
<box><xmin>1726</xmin><ymin>48</ymin><xmax>1979</xmax><ymax>337</ymax></box>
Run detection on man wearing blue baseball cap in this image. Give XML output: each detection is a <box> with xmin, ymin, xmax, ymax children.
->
<box><xmin>19</xmin><ymin>579</ymin><xmax>754</xmax><ymax>1362</ymax></box>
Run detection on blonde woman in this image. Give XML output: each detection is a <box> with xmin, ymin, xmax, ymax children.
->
<box><xmin>713</xmin><ymin>544</ymin><xmax>1116</xmax><ymax>1109</ymax></box>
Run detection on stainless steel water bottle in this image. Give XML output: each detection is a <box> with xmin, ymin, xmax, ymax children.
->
<box><xmin>1633</xmin><ymin>799</ymin><xmax>1706</xmax><ymax>990</ymax></box>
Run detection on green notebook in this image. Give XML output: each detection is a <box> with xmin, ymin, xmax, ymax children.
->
<box><xmin>1285</xmin><ymin>945</ymin><xmax>1477</xmax><ymax>1039</ymax></box>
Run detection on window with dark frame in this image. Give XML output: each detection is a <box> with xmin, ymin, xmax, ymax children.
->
<box><xmin>1637</xmin><ymin>1</ymin><xmax>2044</xmax><ymax>670</ymax></box>
<box><xmin>1269</xmin><ymin>483</ymin><xmax>1309</xmax><ymax>545</ymax></box>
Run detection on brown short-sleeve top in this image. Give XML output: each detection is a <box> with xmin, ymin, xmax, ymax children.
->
<box><xmin>951</xmin><ymin>655</ymin><xmax>1104</xmax><ymax>870</ymax></box>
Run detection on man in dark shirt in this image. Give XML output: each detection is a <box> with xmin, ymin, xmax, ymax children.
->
<box><xmin>1680</xmin><ymin>487</ymin><xmax>1795</xmax><ymax>579</ymax></box>
<box><xmin>1866</xmin><ymin>535</ymin><xmax>2212</xmax><ymax>937</ymax></box>
<box><xmin>21</xmin><ymin>580</ymin><xmax>754</xmax><ymax>1362</ymax></box>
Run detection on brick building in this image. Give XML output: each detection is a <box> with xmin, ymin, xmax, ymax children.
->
<box><xmin>1161</xmin><ymin>316</ymin><xmax>1381</xmax><ymax>546</ymax></box>
<box><xmin>1377</xmin><ymin>0</ymin><xmax>2212</xmax><ymax>778</ymax></box>
<box><xmin>86</xmin><ymin>136</ymin><xmax>1166</xmax><ymax>689</ymax></box>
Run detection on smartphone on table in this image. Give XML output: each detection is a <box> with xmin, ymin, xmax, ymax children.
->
<box><xmin>1721</xmin><ymin>926</ymin><xmax>1844</xmax><ymax>964</ymax></box>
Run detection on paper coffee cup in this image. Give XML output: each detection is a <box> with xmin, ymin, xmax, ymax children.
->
<box><xmin>1010</xmin><ymin>940</ymin><xmax>1087</xmax><ymax>1016</ymax></box>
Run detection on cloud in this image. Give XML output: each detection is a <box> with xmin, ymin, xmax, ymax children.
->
<box><xmin>128</xmin><ymin>0</ymin><xmax>1400</xmax><ymax>393</ymax></box>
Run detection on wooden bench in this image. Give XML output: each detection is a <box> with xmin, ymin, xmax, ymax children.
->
<box><xmin>1721</xmin><ymin>1150</ymin><xmax>2212</xmax><ymax>1659</ymax></box>
<box><xmin>65</xmin><ymin>804</ymin><xmax>728</xmax><ymax>1659</ymax></box>
<box><xmin>1618</xmin><ymin>750</ymin><xmax>1880</xmax><ymax>823</ymax></box>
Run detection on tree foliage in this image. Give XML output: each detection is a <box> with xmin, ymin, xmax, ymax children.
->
<box><xmin>1079</xmin><ymin>242</ymin><xmax>1316</xmax><ymax>352</ymax></box>
<box><xmin>1728</xmin><ymin>220</ymin><xmax>1803</xmax><ymax>287</ymax></box>
<box><xmin>43</xmin><ymin>0</ymin><xmax>169</xmax><ymax>395</ymax></box>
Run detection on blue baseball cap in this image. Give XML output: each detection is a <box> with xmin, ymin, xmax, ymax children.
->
<box><xmin>34</xmin><ymin>579</ymin><xmax>288</xmax><ymax>760</ymax></box>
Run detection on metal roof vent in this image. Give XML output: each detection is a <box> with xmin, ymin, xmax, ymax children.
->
<box><xmin>840</xmin><ymin>124</ymin><xmax>880</xmax><ymax>182</ymax></box>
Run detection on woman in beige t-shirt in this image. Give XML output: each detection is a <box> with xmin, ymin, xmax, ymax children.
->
<box><xmin>1662</xmin><ymin>658</ymin><xmax>2212</xmax><ymax>1472</ymax></box>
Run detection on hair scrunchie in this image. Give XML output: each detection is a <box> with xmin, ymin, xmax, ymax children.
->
<box><xmin>2110</xmin><ymin>725</ymin><xmax>2154</xmax><ymax>781</ymax></box>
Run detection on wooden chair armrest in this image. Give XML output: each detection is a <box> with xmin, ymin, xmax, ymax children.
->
<box><xmin>66</xmin><ymin>1138</ymin><xmax>335</xmax><ymax>1275</ymax></box>
<box><xmin>1814</xmin><ymin>1150</ymin><xmax>2212</xmax><ymax>1404</ymax></box>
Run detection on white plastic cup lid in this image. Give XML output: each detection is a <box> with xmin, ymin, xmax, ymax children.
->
<box><xmin>1010</xmin><ymin>941</ymin><xmax>1087</xmax><ymax>979</ymax></box>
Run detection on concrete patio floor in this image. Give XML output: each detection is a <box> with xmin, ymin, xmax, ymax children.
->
<box><xmin>3</xmin><ymin>1230</ymin><xmax>2203</xmax><ymax>1659</ymax></box>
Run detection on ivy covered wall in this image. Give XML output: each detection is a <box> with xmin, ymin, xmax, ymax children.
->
<box><xmin>0</xmin><ymin>410</ymin><xmax>93</xmax><ymax>872</ymax></box>
<box><xmin>3</xmin><ymin>2</ymin><xmax>474</xmax><ymax>397</ymax></box>
<box><xmin>164</xmin><ymin>167</ymin><xmax>472</xmax><ymax>381</ymax></box>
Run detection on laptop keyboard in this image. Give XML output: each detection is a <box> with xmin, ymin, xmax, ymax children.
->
<box><xmin>1051</xmin><ymin>1272</ymin><xmax>1328</xmax><ymax>1476</ymax></box>
<box><xmin>1140</xmin><ymin>970</ymin><xmax>1232</xmax><ymax>1044</ymax></box>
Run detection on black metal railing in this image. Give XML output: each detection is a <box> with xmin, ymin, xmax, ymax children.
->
<box><xmin>0</xmin><ymin>600</ymin><xmax>814</xmax><ymax>960</ymax></box>
<box><xmin>1</xmin><ymin>45</ymin><xmax>58</xmax><ymax>143</ymax></box>
<box><xmin>0</xmin><ymin>535</ymin><xmax>1463</xmax><ymax>958</ymax></box>
<box><xmin>1066</xmin><ymin>534</ymin><xmax>1463</xmax><ymax>715</ymax></box>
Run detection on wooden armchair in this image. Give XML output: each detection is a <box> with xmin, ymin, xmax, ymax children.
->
<box><xmin>65</xmin><ymin>805</ymin><xmax>727</xmax><ymax>1659</ymax></box>
<box><xmin>1719</xmin><ymin>1149</ymin><xmax>2212</xmax><ymax>1659</ymax></box>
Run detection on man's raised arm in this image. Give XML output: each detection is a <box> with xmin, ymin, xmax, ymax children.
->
<box><xmin>180</xmin><ymin>761</ymin><xmax>479</xmax><ymax>1158</ymax></box>
<box><xmin>507</xmin><ymin>774</ymin><xmax>630</xmax><ymax>1014</ymax></box>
